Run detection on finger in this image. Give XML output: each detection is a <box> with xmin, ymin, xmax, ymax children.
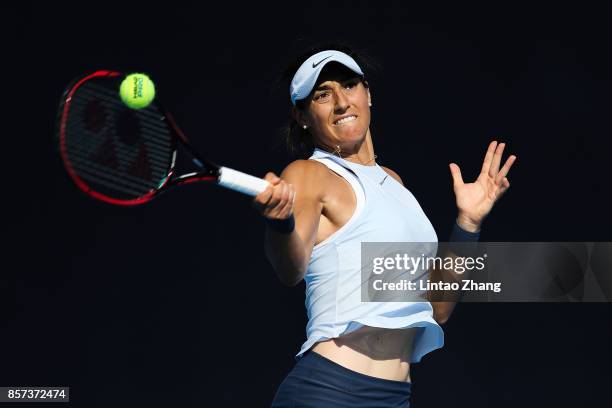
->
<box><xmin>502</xmin><ymin>177</ymin><xmax>510</xmax><ymax>189</ymax></box>
<box><xmin>480</xmin><ymin>140</ymin><xmax>498</xmax><ymax>175</ymax></box>
<box><xmin>495</xmin><ymin>155</ymin><xmax>517</xmax><ymax>185</ymax></box>
<box><xmin>498</xmin><ymin>177</ymin><xmax>510</xmax><ymax>195</ymax></box>
<box><xmin>449</xmin><ymin>163</ymin><xmax>464</xmax><ymax>188</ymax></box>
<box><xmin>280</xmin><ymin>182</ymin><xmax>291</xmax><ymax>206</ymax></box>
<box><xmin>270</xmin><ymin>182</ymin><xmax>290</xmax><ymax>215</ymax></box>
<box><xmin>263</xmin><ymin>172</ymin><xmax>281</xmax><ymax>185</ymax></box>
<box><xmin>262</xmin><ymin>182</ymin><xmax>285</xmax><ymax>215</ymax></box>
<box><xmin>253</xmin><ymin>184</ymin><xmax>274</xmax><ymax>208</ymax></box>
<box><xmin>277</xmin><ymin>183</ymin><xmax>293</xmax><ymax>217</ymax></box>
<box><xmin>279</xmin><ymin>186</ymin><xmax>296</xmax><ymax>218</ymax></box>
<box><xmin>488</xmin><ymin>142</ymin><xmax>506</xmax><ymax>178</ymax></box>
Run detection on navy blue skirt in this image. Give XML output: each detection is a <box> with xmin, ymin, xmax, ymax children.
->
<box><xmin>271</xmin><ymin>350</ymin><xmax>412</xmax><ymax>407</ymax></box>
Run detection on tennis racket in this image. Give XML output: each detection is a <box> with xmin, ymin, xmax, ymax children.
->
<box><xmin>56</xmin><ymin>70</ymin><xmax>270</xmax><ymax>206</ymax></box>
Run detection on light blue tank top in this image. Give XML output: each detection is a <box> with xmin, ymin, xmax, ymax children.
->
<box><xmin>297</xmin><ymin>148</ymin><xmax>444</xmax><ymax>363</ymax></box>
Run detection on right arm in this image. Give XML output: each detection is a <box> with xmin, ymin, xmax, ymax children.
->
<box><xmin>253</xmin><ymin>160</ymin><xmax>326</xmax><ymax>287</ymax></box>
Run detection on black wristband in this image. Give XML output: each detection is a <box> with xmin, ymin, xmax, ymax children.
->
<box><xmin>448</xmin><ymin>221</ymin><xmax>480</xmax><ymax>257</ymax></box>
<box><xmin>449</xmin><ymin>221</ymin><xmax>480</xmax><ymax>242</ymax></box>
<box><xmin>264</xmin><ymin>215</ymin><xmax>295</xmax><ymax>234</ymax></box>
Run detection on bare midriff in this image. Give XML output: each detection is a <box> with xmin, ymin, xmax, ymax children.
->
<box><xmin>311</xmin><ymin>326</ymin><xmax>418</xmax><ymax>383</ymax></box>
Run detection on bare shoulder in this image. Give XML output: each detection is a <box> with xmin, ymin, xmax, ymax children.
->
<box><xmin>280</xmin><ymin>159</ymin><xmax>329</xmax><ymax>180</ymax></box>
<box><xmin>280</xmin><ymin>159</ymin><xmax>330</xmax><ymax>198</ymax></box>
<box><xmin>380</xmin><ymin>166</ymin><xmax>404</xmax><ymax>185</ymax></box>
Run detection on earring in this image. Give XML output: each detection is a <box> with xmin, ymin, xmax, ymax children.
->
<box><xmin>302</xmin><ymin>125</ymin><xmax>308</xmax><ymax>130</ymax></box>
<box><xmin>368</xmin><ymin>102</ymin><xmax>372</xmax><ymax>107</ymax></box>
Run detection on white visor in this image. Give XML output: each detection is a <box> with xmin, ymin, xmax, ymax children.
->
<box><xmin>290</xmin><ymin>50</ymin><xmax>364</xmax><ymax>105</ymax></box>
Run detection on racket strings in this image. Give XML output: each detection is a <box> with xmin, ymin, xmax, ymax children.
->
<box><xmin>65</xmin><ymin>114</ymin><xmax>163</xmax><ymax>195</ymax></box>
<box><xmin>63</xmin><ymin>78</ymin><xmax>174</xmax><ymax>200</ymax></box>
<box><xmin>65</xmin><ymin>116</ymin><xmax>170</xmax><ymax>169</ymax></box>
<box><xmin>74</xmin><ymin>85</ymin><xmax>172</xmax><ymax>156</ymax></box>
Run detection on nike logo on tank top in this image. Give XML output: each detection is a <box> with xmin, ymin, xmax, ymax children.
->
<box><xmin>296</xmin><ymin>148</ymin><xmax>444</xmax><ymax>363</ymax></box>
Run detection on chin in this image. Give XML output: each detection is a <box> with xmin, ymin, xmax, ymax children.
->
<box><xmin>336</xmin><ymin>126</ymin><xmax>367</xmax><ymax>142</ymax></box>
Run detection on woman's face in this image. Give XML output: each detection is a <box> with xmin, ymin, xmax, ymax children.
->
<box><xmin>298</xmin><ymin>64</ymin><xmax>371</xmax><ymax>150</ymax></box>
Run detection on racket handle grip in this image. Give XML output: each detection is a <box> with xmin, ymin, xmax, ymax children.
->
<box><xmin>217</xmin><ymin>167</ymin><xmax>270</xmax><ymax>196</ymax></box>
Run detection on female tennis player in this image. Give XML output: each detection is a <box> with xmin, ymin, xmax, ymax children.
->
<box><xmin>254</xmin><ymin>46</ymin><xmax>516</xmax><ymax>407</ymax></box>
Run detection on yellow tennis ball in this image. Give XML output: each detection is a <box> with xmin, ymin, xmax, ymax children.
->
<box><xmin>119</xmin><ymin>73</ymin><xmax>156</xmax><ymax>109</ymax></box>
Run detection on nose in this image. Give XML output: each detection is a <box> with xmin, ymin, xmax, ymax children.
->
<box><xmin>333</xmin><ymin>86</ymin><xmax>350</xmax><ymax>113</ymax></box>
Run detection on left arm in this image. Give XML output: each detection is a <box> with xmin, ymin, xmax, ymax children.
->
<box><xmin>435</xmin><ymin>141</ymin><xmax>516</xmax><ymax>323</ymax></box>
<box><xmin>383</xmin><ymin>141</ymin><xmax>517</xmax><ymax>324</ymax></box>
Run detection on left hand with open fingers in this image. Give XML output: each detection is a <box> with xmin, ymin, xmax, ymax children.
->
<box><xmin>449</xmin><ymin>140</ymin><xmax>517</xmax><ymax>231</ymax></box>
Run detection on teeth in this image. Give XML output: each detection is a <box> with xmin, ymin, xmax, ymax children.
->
<box><xmin>334</xmin><ymin>115</ymin><xmax>356</xmax><ymax>125</ymax></box>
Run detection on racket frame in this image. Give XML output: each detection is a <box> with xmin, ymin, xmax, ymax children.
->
<box><xmin>57</xmin><ymin>70</ymin><xmax>225</xmax><ymax>206</ymax></box>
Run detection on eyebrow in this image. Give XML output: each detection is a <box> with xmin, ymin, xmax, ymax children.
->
<box><xmin>314</xmin><ymin>77</ymin><xmax>359</xmax><ymax>91</ymax></box>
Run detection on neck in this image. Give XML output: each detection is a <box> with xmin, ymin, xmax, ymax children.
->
<box><xmin>320</xmin><ymin>129</ymin><xmax>377</xmax><ymax>166</ymax></box>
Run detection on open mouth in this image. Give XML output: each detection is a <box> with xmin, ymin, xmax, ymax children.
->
<box><xmin>333</xmin><ymin>115</ymin><xmax>357</xmax><ymax>125</ymax></box>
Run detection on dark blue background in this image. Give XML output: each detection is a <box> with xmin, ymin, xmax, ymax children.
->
<box><xmin>3</xmin><ymin>2</ymin><xmax>611</xmax><ymax>407</ymax></box>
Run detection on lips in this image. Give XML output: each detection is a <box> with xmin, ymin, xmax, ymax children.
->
<box><xmin>333</xmin><ymin>115</ymin><xmax>357</xmax><ymax>125</ymax></box>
